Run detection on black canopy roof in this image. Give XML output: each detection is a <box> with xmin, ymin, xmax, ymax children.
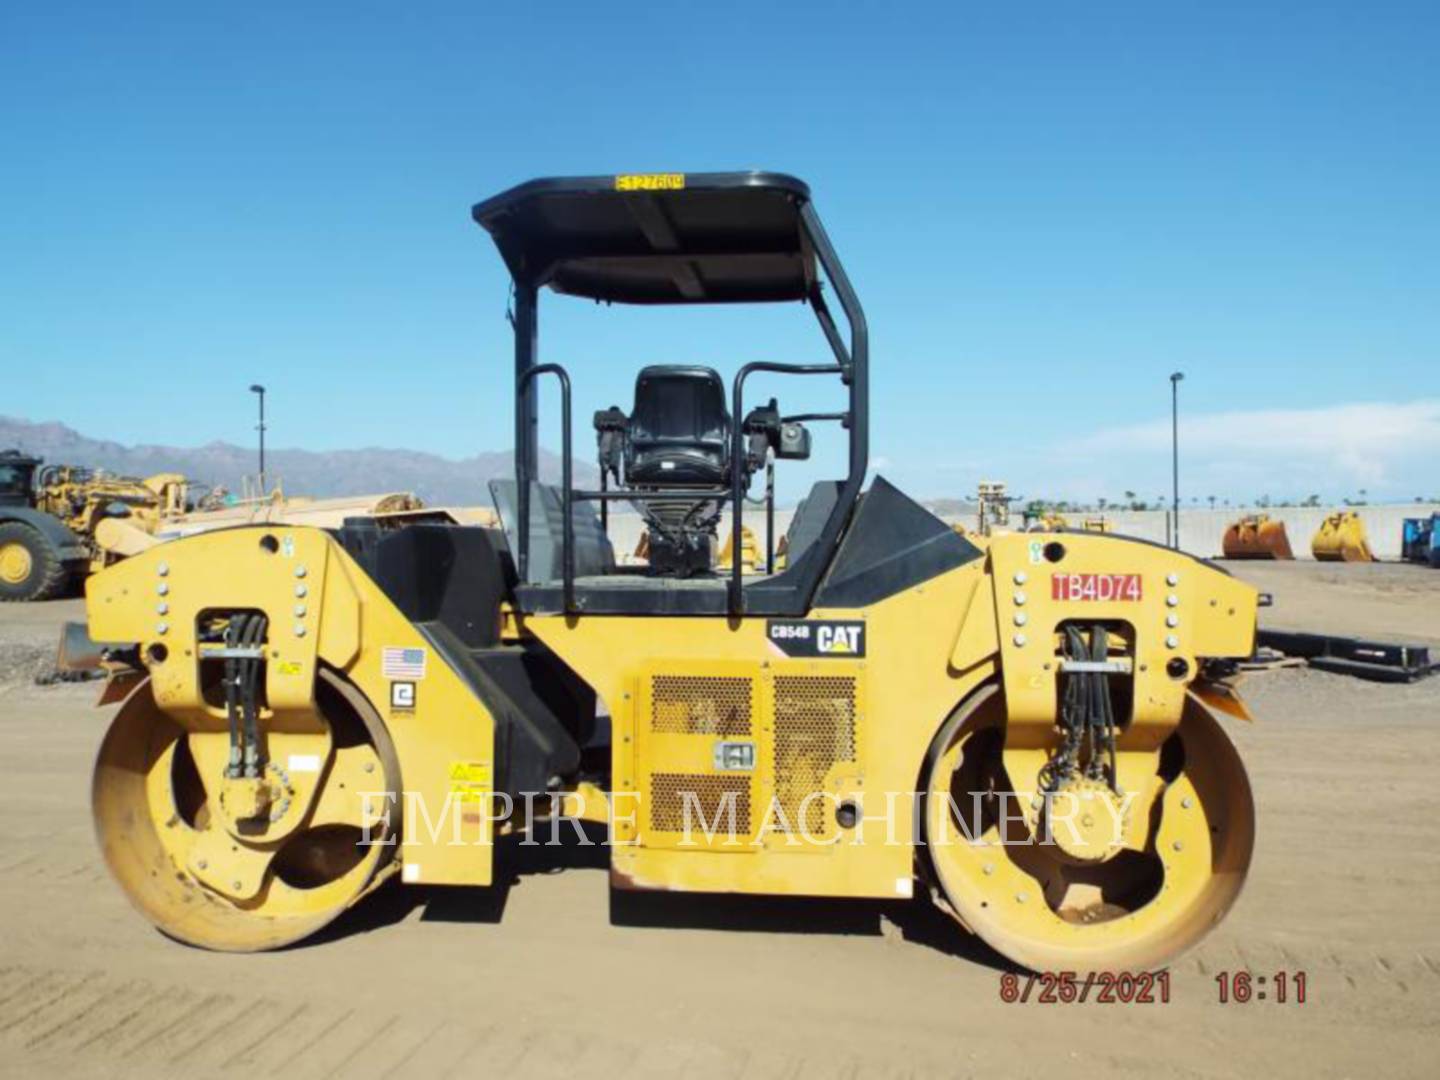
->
<box><xmin>471</xmin><ymin>172</ymin><xmax>815</xmax><ymax>304</ymax></box>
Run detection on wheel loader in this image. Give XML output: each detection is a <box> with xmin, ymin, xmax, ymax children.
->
<box><xmin>0</xmin><ymin>450</ymin><xmax>188</xmax><ymax>602</ymax></box>
<box><xmin>86</xmin><ymin>172</ymin><xmax>1261</xmax><ymax>972</ymax></box>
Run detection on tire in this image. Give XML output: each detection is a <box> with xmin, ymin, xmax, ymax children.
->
<box><xmin>0</xmin><ymin>521</ymin><xmax>70</xmax><ymax>602</ymax></box>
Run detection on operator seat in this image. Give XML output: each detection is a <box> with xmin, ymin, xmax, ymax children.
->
<box><xmin>624</xmin><ymin>366</ymin><xmax>730</xmax><ymax>488</ymax></box>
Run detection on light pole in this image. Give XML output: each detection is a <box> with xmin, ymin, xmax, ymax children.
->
<box><xmin>249</xmin><ymin>384</ymin><xmax>267</xmax><ymax>493</ymax></box>
<box><xmin>1169</xmin><ymin>372</ymin><xmax>1184</xmax><ymax>550</ymax></box>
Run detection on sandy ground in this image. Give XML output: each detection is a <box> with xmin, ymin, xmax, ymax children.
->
<box><xmin>1</xmin><ymin>565</ymin><xmax>1437</xmax><ymax>1079</ymax></box>
<box><xmin>1223</xmin><ymin>558</ymin><xmax>1440</xmax><ymax>647</ymax></box>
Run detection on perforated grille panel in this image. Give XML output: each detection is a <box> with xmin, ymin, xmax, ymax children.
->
<box><xmin>650</xmin><ymin>675</ymin><xmax>752</xmax><ymax>736</ymax></box>
<box><xmin>649</xmin><ymin>772</ymin><xmax>752</xmax><ymax>835</ymax></box>
<box><xmin>773</xmin><ymin>676</ymin><xmax>858</xmax><ymax>835</ymax></box>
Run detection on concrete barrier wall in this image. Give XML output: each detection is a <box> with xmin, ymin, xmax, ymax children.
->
<box><xmin>585</xmin><ymin>502</ymin><xmax>1439</xmax><ymax>564</ymax></box>
<box><xmin>1038</xmin><ymin>504</ymin><xmax>1439</xmax><ymax>561</ymax></box>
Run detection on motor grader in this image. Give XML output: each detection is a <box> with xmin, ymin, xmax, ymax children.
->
<box><xmin>0</xmin><ymin>450</ymin><xmax>188</xmax><ymax>602</ymax></box>
<box><xmin>86</xmin><ymin>172</ymin><xmax>1260</xmax><ymax>972</ymax></box>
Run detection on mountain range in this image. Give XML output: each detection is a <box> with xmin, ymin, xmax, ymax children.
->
<box><xmin>1</xmin><ymin>416</ymin><xmax>591</xmax><ymax>507</ymax></box>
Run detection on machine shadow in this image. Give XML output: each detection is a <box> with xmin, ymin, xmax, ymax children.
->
<box><xmin>315</xmin><ymin>820</ymin><xmax>1007</xmax><ymax>969</ymax></box>
<box><xmin>308</xmin><ymin>819</ymin><xmax>613</xmax><ymax>944</ymax></box>
<box><xmin>611</xmin><ymin>889</ymin><xmax>1008</xmax><ymax>970</ymax></box>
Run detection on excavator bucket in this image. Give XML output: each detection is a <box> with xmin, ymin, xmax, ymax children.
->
<box><xmin>1222</xmin><ymin>514</ymin><xmax>1295</xmax><ymax>560</ymax></box>
<box><xmin>1311</xmin><ymin>511</ymin><xmax>1374</xmax><ymax>562</ymax></box>
<box><xmin>716</xmin><ymin>524</ymin><xmax>760</xmax><ymax>573</ymax></box>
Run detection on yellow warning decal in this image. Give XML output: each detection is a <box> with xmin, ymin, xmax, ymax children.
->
<box><xmin>615</xmin><ymin>172</ymin><xmax>685</xmax><ymax>191</ymax></box>
<box><xmin>448</xmin><ymin>761</ymin><xmax>493</xmax><ymax>803</ymax></box>
<box><xmin>276</xmin><ymin>661</ymin><xmax>303</xmax><ymax>676</ymax></box>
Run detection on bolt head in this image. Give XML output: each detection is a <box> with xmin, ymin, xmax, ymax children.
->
<box><xmin>156</xmin><ymin>602</ymin><xmax>169</xmax><ymax>615</ymax></box>
<box><xmin>295</xmin><ymin>584</ymin><xmax>308</xmax><ymax>598</ymax></box>
<box><xmin>156</xmin><ymin>622</ymin><xmax>169</xmax><ymax>635</ymax></box>
<box><xmin>1013</xmin><ymin>571</ymin><xmax>1027</xmax><ymax>585</ymax></box>
<box><xmin>294</xmin><ymin>566</ymin><xmax>307</xmax><ymax>579</ymax></box>
<box><xmin>156</xmin><ymin>582</ymin><xmax>169</xmax><ymax>596</ymax></box>
<box><xmin>1166</xmin><ymin>572</ymin><xmax>1179</xmax><ymax>586</ymax></box>
<box><xmin>1013</xmin><ymin>591</ymin><xmax>1027</xmax><ymax>606</ymax></box>
<box><xmin>1172</xmin><ymin>840</ymin><xmax>1184</xmax><ymax>852</ymax></box>
<box><xmin>197</xmin><ymin>859</ymin><xmax>207</xmax><ymax>870</ymax></box>
<box><xmin>294</xmin><ymin>623</ymin><xmax>306</xmax><ymax>638</ymax></box>
<box><xmin>1013</xmin><ymin>632</ymin><xmax>1027</xmax><ymax>647</ymax></box>
<box><xmin>1181</xmin><ymin>796</ymin><xmax>1194</xmax><ymax>809</ymax></box>
<box><xmin>1013</xmin><ymin>612</ymin><xmax>1028</xmax><ymax>627</ymax></box>
<box><xmin>1166</xmin><ymin>594</ymin><xmax>1179</xmax><ymax>607</ymax></box>
<box><xmin>156</xmin><ymin>562</ymin><xmax>169</xmax><ymax>577</ymax></box>
<box><xmin>1165</xmin><ymin>634</ymin><xmax>1179</xmax><ymax>649</ymax></box>
<box><xmin>1166</xmin><ymin>613</ymin><xmax>1179</xmax><ymax>628</ymax></box>
<box><xmin>294</xmin><ymin>604</ymin><xmax>307</xmax><ymax>617</ymax></box>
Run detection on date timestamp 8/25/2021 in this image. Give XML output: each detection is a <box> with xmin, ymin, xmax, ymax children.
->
<box><xmin>999</xmin><ymin>970</ymin><xmax>1309</xmax><ymax>1004</ymax></box>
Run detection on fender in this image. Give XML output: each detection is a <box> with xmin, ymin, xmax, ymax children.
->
<box><xmin>0</xmin><ymin>506</ymin><xmax>89</xmax><ymax>563</ymax></box>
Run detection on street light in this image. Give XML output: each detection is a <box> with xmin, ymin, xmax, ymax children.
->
<box><xmin>1170</xmin><ymin>372</ymin><xmax>1184</xmax><ymax>550</ymax></box>
<box><xmin>249</xmin><ymin>384</ymin><xmax>267</xmax><ymax>493</ymax></box>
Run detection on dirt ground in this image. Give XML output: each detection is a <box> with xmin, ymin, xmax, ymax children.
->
<box><xmin>2</xmin><ymin>562</ymin><xmax>1437</xmax><ymax>1079</ymax></box>
<box><xmin>1224</xmin><ymin>558</ymin><xmax>1440</xmax><ymax>647</ymax></box>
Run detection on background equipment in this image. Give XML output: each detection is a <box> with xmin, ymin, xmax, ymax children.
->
<box><xmin>1401</xmin><ymin>514</ymin><xmax>1439</xmax><ymax>567</ymax></box>
<box><xmin>84</xmin><ymin>172</ymin><xmax>1262</xmax><ymax>973</ymax></box>
<box><xmin>1311</xmin><ymin>510</ymin><xmax>1374</xmax><ymax>562</ymax></box>
<box><xmin>1</xmin><ymin>448</ymin><xmax>472</xmax><ymax>602</ymax></box>
<box><xmin>1222</xmin><ymin>513</ymin><xmax>1296</xmax><ymax>560</ymax></box>
<box><xmin>0</xmin><ymin>449</ymin><xmax>185</xmax><ymax>601</ymax></box>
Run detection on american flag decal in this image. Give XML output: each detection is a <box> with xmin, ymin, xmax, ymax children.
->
<box><xmin>381</xmin><ymin>646</ymin><xmax>427</xmax><ymax>680</ymax></box>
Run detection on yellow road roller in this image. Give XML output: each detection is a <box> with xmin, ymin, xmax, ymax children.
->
<box><xmin>1222</xmin><ymin>514</ymin><xmax>1295</xmax><ymax>559</ymax></box>
<box><xmin>87</xmin><ymin>172</ymin><xmax>1260</xmax><ymax>972</ymax></box>
<box><xmin>1312</xmin><ymin>510</ymin><xmax>1374</xmax><ymax>562</ymax></box>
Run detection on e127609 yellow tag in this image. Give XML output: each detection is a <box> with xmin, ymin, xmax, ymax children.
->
<box><xmin>615</xmin><ymin>173</ymin><xmax>685</xmax><ymax>192</ymax></box>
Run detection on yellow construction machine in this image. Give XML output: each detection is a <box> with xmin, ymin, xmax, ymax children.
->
<box><xmin>85</xmin><ymin>173</ymin><xmax>1260</xmax><ymax>972</ymax></box>
<box><xmin>0</xmin><ymin>450</ymin><xmax>189</xmax><ymax>601</ymax></box>
<box><xmin>1311</xmin><ymin>510</ymin><xmax>1374</xmax><ymax>562</ymax></box>
<box><xmin>1</xmin><ymin>450</ymin><xmax>476</xmax><ymax>602</ymax></box>
<box><xmin>1024</xmin><ymin>510</ymin><xmax>1113</xmax><ymax>535</ymax></box>
<box><xmin>1222</xmin><ymin>513</ymin><xmax>1295</xmax><ymax>560</ymax></box>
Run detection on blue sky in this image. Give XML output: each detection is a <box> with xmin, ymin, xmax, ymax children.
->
<box><xmin>3</xmin><ymin>1</ymin><xmax>1436</xmax><ymax>504</ymax></box>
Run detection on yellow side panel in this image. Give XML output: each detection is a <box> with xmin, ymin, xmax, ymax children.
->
<box><xmin>983</xmin><ymin>533</ymin><xmax>1257</xmax><ymax>748</ymax></box>
<box><xmin>627</xmin><ymin>658</ymin><xmax>866</xmax><ymax>855</ymax></box>
<box><xmin>87</xmin><ymin>527</ymin><xmax>496</xmax><ymax>887</ymax></box>
<box><xmin>324</xmin><ymin>545</ymin><xmax>496</xmax><ymax>887</ymax></box>
<box><xmin>525</xmin><ymin>560</ymin><xmax>992</xmax><ymax>899</ymax></box>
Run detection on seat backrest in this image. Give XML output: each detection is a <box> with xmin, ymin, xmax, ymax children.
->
<box><xmin>630</xmin><ymin>366</ymin><xmax>728</xmax><ymax>449</ymax></box>
<box><xmin>490</xmin><ymin>479</ymin><xmax>615</xmax><ymax>583</ymax></box>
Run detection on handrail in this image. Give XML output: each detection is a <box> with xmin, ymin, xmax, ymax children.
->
<box><xmin>782</xmin><ymin>411</ymin><xmax>850</xmax><ymax>426</ymax></box>
<box><xmin>730</xmin><ymin>362</ymin><xmax>843</xmax><ymax>614</ymax></box>
<box><xmin>516</xmin><ymin>363</ymin><xmax>573</xmax><ymax>613</ymax></box>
